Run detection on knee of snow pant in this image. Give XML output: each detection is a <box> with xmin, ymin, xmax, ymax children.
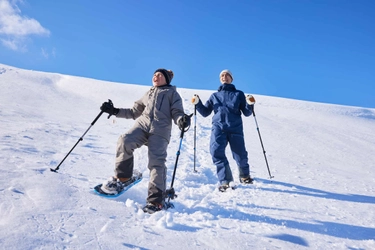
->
<box><xmin>146</xmin><ymin>134</ymin><xmax>168</xmax><ymax>204</ymax></box>
<box><xmin>115</xmin><ymin>127</ymin><xmax>148</xmax><ymax>178</ymax></box>
<box><xmin>147</xmin><ymin>134</ymin><xmax>168</xmax><ymax>170</ymax></box>
<box><xmin>210</xmin><ymin>127</ymin><xmax>229</xmax><ymax>166</ymax></box>
<box><xmin>228</xmin><ymin>133</ymin><xmax>250</xmax><ymax>177</ymax></box>
<box><xmin>210</xmin><ymin>128</ymin><xmax>234</xmax><ymax>183</ymax></box>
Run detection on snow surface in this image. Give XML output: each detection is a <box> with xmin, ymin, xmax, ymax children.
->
<box><xmin>0</xmin><ymin>63</ymin><xmax>375</xmax><ymax>250</ymax></box>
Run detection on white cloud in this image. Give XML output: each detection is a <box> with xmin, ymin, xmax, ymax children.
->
<box><xmin>1</xmin><ymin>36</ymin><xmax>26</xmax><ymax>51</ymax></box>
<box><xmin>41</xmin><ymin>47</ymin><xmax>56</xmax><ymax>59</ymax></box>
<box><xmin>41</xmin><ymin>47</ymin><xmax>48</xmax><ymax>58</ymax></box>
<box><xmin>0</xmin><ymin>0</ymin><xmax>50</xmax><ymax>51</ymax></box>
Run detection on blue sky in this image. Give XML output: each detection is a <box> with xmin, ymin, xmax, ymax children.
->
<box><xmin>1</xmin><ymin>0</ymin><xmax>374</xmax><ymax>108</ymax></box>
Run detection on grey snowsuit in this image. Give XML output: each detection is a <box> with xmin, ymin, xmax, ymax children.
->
<box><xmin>114</xmin><ymin>84</ymin><xmax>185</xmax><ymax>204</ymax></box>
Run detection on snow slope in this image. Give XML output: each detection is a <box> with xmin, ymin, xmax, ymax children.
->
<box><xmin>0</xmin><ymin>63</ymin><xmax>374</xmax><ymax>249</ymax></box>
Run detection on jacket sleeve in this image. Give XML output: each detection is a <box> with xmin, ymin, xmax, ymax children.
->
<box><xmin>239</xmin><ymin>92</ymin><xmax>253</xmax><ymax>117</ymax></box>
<box><xmin>116</xmin><ymin>92</ymin><xmax>147</xmax><ymax>119</ymax></box>
<box><xmin>196</xmin><ymin>96</ymin><xmax>214</xmax><ymax>117</ymax></box>
<box><xmin>171</xmin><ymin>90</ymin><xmax>185</xmax><ymax>125</ymax></box>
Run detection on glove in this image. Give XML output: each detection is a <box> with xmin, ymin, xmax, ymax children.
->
<box><xmin>191</xmin><ymin>94</ymin><xmax>200</xmax><ymax>105</ymax></box>
<box><xmin>165</xmin><ymin>187</ymin><xmax>177</xmax><ymax>200</ymax></box>
<box><xmin>100</xmin><ymin>100</ymin><xmax>119</xmax><ymax>117</ymax></box>
<box><xmin>246</xmin><ymin>95</ymin><xmax>256</xmax><ymax>105</ymax></box>
<box><xmin>178</xmin><ymin>114</ymin><xmax>191</xmax><ymax>130</ymax></box>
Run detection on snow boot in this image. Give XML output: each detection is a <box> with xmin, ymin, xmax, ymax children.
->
<box><xmin>100</xmin><ymin>176</ymin><xmax>133</xmax><ymax>195</ymax></box>
<box><xmin>240</xmin><ymin>176</ymin><xmax>254</xmax><ymax>184</ymax></box>
<box><xmin>142</xmin><ymin>202</ymin><xmax>164</xmax><ymax>214</ymax></box>
<box><xmin>218</xmin><ymin>184</ymin><xmax>230</xmax><ymax>192</ymax></box>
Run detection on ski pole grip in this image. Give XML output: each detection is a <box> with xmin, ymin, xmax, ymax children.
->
<box><xmin>191</xmin><ymin>94</ymin><xmax>199</xmax><ymax>105</ymax></box>
<box><xmin>246</xmin><ymin>95</ymin><xmax>255</xmax><ymax>105</ymax></box>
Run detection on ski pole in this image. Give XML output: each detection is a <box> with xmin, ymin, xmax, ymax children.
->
<box><xmin>193</xmin><ymin>105</ymin><xmax>197</xmax><ymax>172</ymax></box>
<box><xmin>50</xmin><ymin>107</ymin><xmax>106</xmax><ymax>173</ymax></box>
<box><xmin>165</xmin><ymin>114</ymin><xmax>193</xmax><ymax>208</ymax></box>
<box><xmin>252</xmin><ymin>108</ymin><xmax>274</xmax><ymax>179</ymax></box>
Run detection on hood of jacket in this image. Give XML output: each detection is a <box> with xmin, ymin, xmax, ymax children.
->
<box><xmin>218</xmin><ymin>83</ymin><xmax>236</xmax><ymax>92</ymax></box>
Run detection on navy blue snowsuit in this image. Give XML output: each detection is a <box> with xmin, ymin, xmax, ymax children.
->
<box><xmin>196</xmin><ymin>83</ymin><xmax>254</xmax><ymax>185</ymax></box>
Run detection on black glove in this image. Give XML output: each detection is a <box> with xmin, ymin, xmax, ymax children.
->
<box><xmin>165</xmin><ymin>187</ymin><xmax>177</xmax><ymax>200</ymax></box>
<box><xmin>178</xmin><ymin>114</ymin><xmax>191</xmax><ymax>130</ymax></box>
<box><xmin>100</xmin><ymin>100</ymin><xmax>119</xmax><ymax>117</ymax></box>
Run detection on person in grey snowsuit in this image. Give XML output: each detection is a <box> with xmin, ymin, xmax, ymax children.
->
<box><xmin>192</xmin><ymin>69</ymin><xmax>255</xmax><ymax>191</ymax></box>
<box><xmin>100</xmin><ymin>68</ymin><xmax>191</xmax><ymax>213</ymax></box>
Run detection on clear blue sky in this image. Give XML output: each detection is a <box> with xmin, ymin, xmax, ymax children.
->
<box><xmin>1</xmin><ymin>0</ymin><xmax>374</xmax><ymax>108</ymax></box>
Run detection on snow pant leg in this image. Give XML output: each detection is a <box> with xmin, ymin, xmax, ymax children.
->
<box><xmin>210</xmin><ymin>128</ymin><xmax>233</xmax><ymax>185</ymax></box>
<box><xmin>228</xmin><ymin>133</ymin><xmax>250</xmax><ymax>178</ymax></box>
<box><xmin>115</xmin><ymin>127</ymin><xmax>148</xmax><ymax>179</ymax></box>
<box><xmin>146</xmin><ymin>134</ymin><xmax>168</xmax><ymax>204</ymax></box>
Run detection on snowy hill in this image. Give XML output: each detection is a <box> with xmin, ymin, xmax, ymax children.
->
<box><xmin>0</xmin><ymin>63</ymin><xmax>374</xmax><ymax>249</ymax></box>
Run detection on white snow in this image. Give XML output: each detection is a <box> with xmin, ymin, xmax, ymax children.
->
<box><xmin>0</xmin><ymin>63</ymin><xmax>374</xmax><ymax>249</ymax></box>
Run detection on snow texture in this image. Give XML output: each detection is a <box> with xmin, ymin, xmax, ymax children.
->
<box><xmin>0</xmin><ymin>63</ymin><xmax>374</xmax><ymax>249</ymax></box>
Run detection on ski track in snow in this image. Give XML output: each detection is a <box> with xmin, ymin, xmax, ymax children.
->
<box><xmin>0</xmin><ymin>64</ymin><xmax>375</xmax><ymax>249</ymax></box>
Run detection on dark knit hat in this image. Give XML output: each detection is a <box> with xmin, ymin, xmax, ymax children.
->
<box><xmin>154</xmin><ymin>68</ymin><xmax>174</xmax><ymax>85</ymax></box>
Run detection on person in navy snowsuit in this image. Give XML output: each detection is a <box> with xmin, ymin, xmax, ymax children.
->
<box><xmin>192</xmin><ymin>69</ymin><xmax>255</xmax><ymax>190</ymax></box>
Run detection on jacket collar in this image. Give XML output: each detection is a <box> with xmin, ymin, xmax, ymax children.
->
<box><xmin>151</xmin><ymin>84</ymin><xmax>174</xmax><ymax>91</ymax></box>
<box><xmin>218</xmin><ymin>83</ymin><xmax>236</xmax><ymax>92</ymax></box>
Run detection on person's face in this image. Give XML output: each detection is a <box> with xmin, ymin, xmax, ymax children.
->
<box><xmin>152</xmin><ymin>72</ymin><xmax>167</xmax><ymax>86</ymax></box>
<box><xmin>220</xmin><ymin>72</ymin><xmax>232</xmax><ymax>84</ymax></box>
